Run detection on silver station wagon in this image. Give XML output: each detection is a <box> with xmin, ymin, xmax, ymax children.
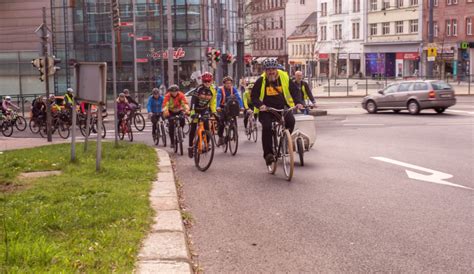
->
<box><xmin>362</xmin><ymin>80</ymin><xmax>456</xmax><ymax>114</ymax></box>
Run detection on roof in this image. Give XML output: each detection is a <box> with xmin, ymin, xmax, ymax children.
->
<box><xmin>288</xmin><ymin>12</ymin><xmax>318</xmax><ymax>40</ymax></box>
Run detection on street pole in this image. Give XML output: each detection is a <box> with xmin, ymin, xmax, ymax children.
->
<box><xmin>167</xmin><ymin>0</ymin><xmax>174</xmax><ymax>86</ymax></box>
<box><xmin>160</xmin><ymin>0</ymin><xmax>165</xmax><ymax>87</ymax></box>
<box><xmin>111</xmin><ymin>0</ymin><xmax>119</xmax><ymax>146</ymax></box>
<box><xmin>215</xmin><ymin>0</ymin><xmax>223</xmax><ymax>83</ymax></box>
<box><xmin>132</xmin><ymin>0</ymin><xmax>138</xmax><ymax>98</ymax></box>
<box><xmin>42</xmin><ymin>7</ymin><xmax>52</xmax><ymax>142</ymax></box>
<box><xmin>427</xmin><ymin>0</ymin><xmax>434</xmax><ymax>78</ymax></box>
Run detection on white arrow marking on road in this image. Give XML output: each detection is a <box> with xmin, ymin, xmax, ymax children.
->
<box><xmin>372</xmin><ymin>157</ymin><xmax>473</xmax><ymax>190</ymax></box>
<box><xmin>446</xmin><ymin>109</ymin><xmax>474</xmax><ymax>115</ymax></box>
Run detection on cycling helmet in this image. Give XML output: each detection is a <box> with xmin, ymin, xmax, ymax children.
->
<box><xmin>5</xmin><ymin>96</ymin><xmax>11</xmax><ymax>101</ymax></box>
<box><xmin>168</xmin><ymin>84</ymin><xmax>179</xmax><ymax>92</ymax></box>
<box><xmin>152</xmin><ymin>88</ymin><xmax>160</xmax><ymax>95</ymax></box>
<box><xmin>201</xmin><ymin>72</ymin><xmax>213</xmax><ymax>82</ymax></box>
<box><xmin>222</xmin><ymin>76</ymin><xmax>233</xmax><ymax>83</ymax></box>
<box><xmin>262</xmin><ymin>59</ymin><xmax>279</xmax><ymax>70</ymax></box>
<box><xmin>123</xmin><ymin>89</ymin><xmax>130</xmax><ymax>94</ymax></box>
<box><xmin>119</xmin><ymin>93</ymin><xmax>125</xmax><ymax>97</ymax></box>
<box><xmin>67</xmin><ymin>88</ymin><xmax>74</xmax><ymax>93</ymax></box>
<box><xmin>49</xmin><ymin>94</ymin><xmax>55</xmax><ymax>99</ymax></box>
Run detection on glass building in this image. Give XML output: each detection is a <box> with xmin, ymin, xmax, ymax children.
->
<box><xmin>51</xmin><ymin>0</ymin><xmax>243</xmax><ymax>97</ymax></box>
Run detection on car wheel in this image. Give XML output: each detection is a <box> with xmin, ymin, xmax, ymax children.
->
<box><xmin>435</xmin><ymin>108</ymin><xmax>445</xmax><ymax>114</ymax></box>
<box><xmin>393</xmin><ymin>109</ymin><xmax>401</xmax><ymax>113</ymax></box>
<box><xmin>407</xmin><ymin>100</ymin><xmax>420</xmax><ymax>115</ymax></box>
<box><xmin>366</xmin><ymin>100</ymin><xmax>377</xmax><ymax>114</ymax></box>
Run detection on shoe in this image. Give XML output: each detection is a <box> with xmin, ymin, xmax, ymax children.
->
<box><xmin>217</xmin><ymin>137</ymin><xmax>224</xmax><ymax>146</ymax></box>
<box><xmin>265</xmin><ymin>153</ymin><xmax>275</xmax><ymax>166</ymax></box>
<box><xmin>188</xmin><ymin>147</ymin><xmax>193</xmax><ymax>158</ymax></box>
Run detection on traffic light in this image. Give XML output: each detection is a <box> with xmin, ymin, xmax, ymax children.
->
<box><xmin>112</xmin><ymin>0</ymin><xmax>120</xmax><ymax>30</ymax></box>
<box><xmin>48</xmin><ymin>56</ymin><xmax>61</xmax><ymax>76</ymax></box>
<box><xmin>31</xmin><ymin>57</ymin><xmax>46</xmax><ymax>82</ymax></box>
<box><xmin>206</xmin><ymin>47</ymin><xmax>213</xmax><ymax>66</ymax></box>
<box><xmin>214</xmin><ymin>49</ymin><xmax>221</xmax><ymax>62</ymax></box>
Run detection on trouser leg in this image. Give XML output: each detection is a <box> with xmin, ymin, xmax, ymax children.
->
<box><xmin>258</xmin><ymin>111</ymin><xmax>274</xmax><ymax>158</ymax></box>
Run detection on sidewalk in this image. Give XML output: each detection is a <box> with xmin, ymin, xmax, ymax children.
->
<box><xmin>0</xmin><ymin>136</ymin><xmax>68</xmax><ymax>151</ymax></box>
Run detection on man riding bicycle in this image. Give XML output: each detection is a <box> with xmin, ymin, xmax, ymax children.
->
<box><xmin>251</xmin><ymin>59</ymin><xmax>304</xmax><ymax>166</ymax></box>
<box><xmin>147</xmin><ymin>87</ymin><xmax>164</xmax><ymax>142</ymax></box>
<box><xmin>293</xmin><ymin>71</ymin><xmax>316</xmax><ymax>109</ymax></box>
<box><xmin>243</xmin><ymin>83</ymin><xmax>256</xmax><ymax>132</ymax></box>
<box><xmin>64</xmin><ymin>88</ymin><xmax>76</xmax><ymax>111</ymax></box>
<box><xmin>162</xmin><ymin>85</ymin><xmax>189</xmax><ymax>148</ymax></box>
<box><xmin>216</xmin><ymin>76</ymin><xmax>243</xmax><ymax>146</ymax></box>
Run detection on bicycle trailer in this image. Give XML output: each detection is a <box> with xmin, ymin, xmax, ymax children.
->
<box><xmin>292</xmin><ymin>114</ymin><xmax>316</xmax><ymax>150</ymax></box>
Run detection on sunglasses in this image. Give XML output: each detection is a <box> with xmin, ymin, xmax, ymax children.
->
<box><xmin>203</xmin><ymin>80</ymin><xmax>211</xmax><ymax>83</ymax></box>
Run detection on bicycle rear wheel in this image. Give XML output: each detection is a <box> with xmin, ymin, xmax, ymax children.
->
<box><xmin>194</xmin><ymin>130</ymin><xmax>215</xmax><ymax>172</ymax></box>
<box><xmin>228</xmin><ymin>125</ymin><xmax>238</xmax><ymax>156</ymax></box>
<box><xmin>281</xmin><ymin>130</ymin><xmax>295</xmax><ymax>181</ymax></box>
<box><xmin>29</xmin><ymin>118</ymin><xmax>40</xmax><ymax>134</ymax></box>
<box><xmin>57</xmin><ymin>120</ymin><xmax>70</xmax><ymax>139</ymax></box>
<box><xmin>296</xmin><ymin>138</ymin><xmax>304</xmax><ymax>166</ymax></box>
<box><xmin>134</xmin><ymin>113</ymin><xmax>146</xmax><ymax>131</ymax></box>
<box><xmin>153</xmin><ymin>124</ymin><xmax>160</xmax><ymax>145</ymax></box>
<box><xmin>15</xmin><ymin>116</ymin><xmax>27</xmax><ymax>131</ymax></box>
<box><xmin>127</xmin><ymin>122</ymin><xmax>133</xmax><ymax>142</ymax></box>
<box><xmin>119</xmin><ymin>122</ymin><xmax>125</xmax><ymax>140</ymax></box>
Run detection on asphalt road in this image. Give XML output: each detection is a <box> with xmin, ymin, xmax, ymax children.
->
<box><xmin>5</xmin><ymin>96</ymin><xmax>474</xmax><ymax>272</ymax></box>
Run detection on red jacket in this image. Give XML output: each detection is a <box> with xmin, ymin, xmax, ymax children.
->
<box><xmin>162</xmin><ymin>92</ymin><xmax>189</xmax><ymax>113</ymax></box>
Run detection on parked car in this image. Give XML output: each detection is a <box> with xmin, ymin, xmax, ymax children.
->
<box><xmin>362</xmin><ymin>80</ymin><xmax>456</xmax><ymax>115</ymax></box>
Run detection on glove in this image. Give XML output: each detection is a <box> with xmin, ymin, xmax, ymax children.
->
<box><xmin>163</xmin><ymin>110</ymin><xmax>170</xmax><ymax>118</ymax></box>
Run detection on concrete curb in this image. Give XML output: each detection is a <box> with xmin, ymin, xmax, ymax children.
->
<box><xmin>136</xmin><ymin>149</ymin><xmax>192</xmax><ymax>274</ymax></box>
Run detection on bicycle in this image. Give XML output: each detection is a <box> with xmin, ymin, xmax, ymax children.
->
<box><xmin>245</xmin><ymin>109</ymin><xmax>258</xmax><ymax>143</ymax></box>
<box><xmin>119</xmin><ymin>112</ymin><xmax>133</xmax><ymax>141</ymax></box>
<box><xmin>150</xmin><ymin>113</ymin><xmax>166</xmax><ymax>146</ymax></box>
<box><xmin>169</xmin><ymin>112</ymin><xmax>185</xmax><ymax>155</ymax></box>
<box><xmin>192</xmin><ymin>112</ymin><xmax>215</xmax><ymax>172</ymax></box>
<box><xmin>219</xmin><ymin>115</ymin><xmax>239</xmax><ymax>156</ymax></box>
<box><xmin>38</xmin><ymin>114</ymin><xmax>70</xmax><ymax>139</ymax></box>
<box><xmin>131</xmin><ymin>105</ymin><xmax>146</xmax><ymax>132</ymax></box>
<box><xmin>265</xmin><ymin>106</ymin><xmax>296</xmax><ymax>181</ymax></box>
<box><xmin>8</xmin><ymin>111</ymin><xmax>27</xmax><ymax>132</ymax></box>
<box><xmin>1</xmin><ymin>113</ymin><xmax>13</xmax><ymax>137</ymax></box>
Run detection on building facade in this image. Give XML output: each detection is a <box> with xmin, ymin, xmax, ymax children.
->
<box><xmin>316</xmin><ymin>0</ymin><xmax>366</xmax><ymax>78</ymax></box>
<box><xmin>422</xmin><ymin>0</ymin><xmax>474</xmax><ymax>79</ymax></box>
<box><xmin>287</xmin><ymin>12</ymin><xmax>318</xmax><ymax>77</ymax></box>
<box><xmin>364</xmin><ymin>0</ymin><xmax>423</xmax><ymax>78</ymax></box>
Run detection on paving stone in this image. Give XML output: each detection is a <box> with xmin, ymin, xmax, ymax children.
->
<box><xmin>151</xmin><ymin>196</ymin><xmax>179</xmax><ymax>210</ymax></box>
<box><xmin>138</xmin><ymin>232</ymin><xmax>188</xmax><ymax>260</ymax></box>
<box><xmin>151</xmin><ymin>210</ymin><xmax>184</xmax><ymax>232</ymax></box>
<box><xmin>150</xmin><ymin>180</ymin><xmax>177</xmax><ymax>197</ymax></box>
<box><xmin>157</xmin><ymin>172</ymin><xmax>174</xmax><ymax>182</ymax></box>
<box><xmin>137</xmin><ymin>260</ymin><xmax>192</xmax><ymax>274</ymax></box>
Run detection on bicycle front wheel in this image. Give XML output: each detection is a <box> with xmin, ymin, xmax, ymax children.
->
<box><xmin>127</xmin><ymin>122</ymin><xmax>133</xmax><ymax>142</ymax></box>
<box><xmin>229</xmin><ymin>125</ymin><xmax>238</xmax><ymax>156</ymax></box>
<box><xmin>177</xmin><ymin>127</ymin><xmax>183</xmax><ymax>155</ymax></box>
<box><xmin>183</xmin><ymin>116</ymin><xmax>190</xmax><ymax>135</ymax></box>
<box><xmin>296</xmin><ymin>138</ymin><xmax>304</xmax><ymax>167</ymax></box>
<box><xmin>1</xmin><ymin>122</ymin><xmax>13</xmax><ymax>137</ymax></box>
<box><xmin>281</xmin><ymin>130</ymin><xmax>295</xmax><ymax>181</ymax></box>
<box><xmin>57</xmin><ymin>121</ymin><xmax>70</xmax><ymax>139</ymax></box>
<box><xmin>134</xmin><ymin>113</ymin><xmax>146</xmax><ymax>131</ymax></box>
<box><xmin>15</xmin><ymin>116</ymin><xmax>27</xmax><ymax>131</ymax></box>
<box><xmin>29</xmin><ymin>118</ymin><xmax>40</xmax><ymax>134</ymax></box>
<box><xmin>194</xmin><ymin>130</ymin><xmax>215</xmax><ymax>172</ymax></box>
<box><xmin>252</xmin><ymin>122</ymin><xmax>258</xmax><ymax>143</ymax></box>
<box><xmin>160</xmin><ymin>122</ymin><xmax>167</xmax><ymax>147</ymax></box>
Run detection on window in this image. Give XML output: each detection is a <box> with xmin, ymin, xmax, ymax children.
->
<box><xmin>447</xmin><ymin>0</ymin><xmax>452</xmax><ymax>5</ymax></box>
<box><xmin>384</xmin><ymin>84</ymin><xmax>399</xmax><ymax>94</ymax></box>
<box><xmin>396</xmin><ymin>21</ymin><xmax>404</xmax><ymax>33</ymax></box>
<box><xmin>452</xmin><ymin>19</ymin><xmax>457</xmax><ymax>36</ymax></box>
<box><xmin>321</xmin><ymin>3</ymin><xmax>327</xmax><ymax>16</ymax></box>
<box><xmin>453</xmin><ymin>0</ymin><xmax>457</xmax><ymax>4</ymax></box>
<box><xmin>397</xmin><ymin>0</ymin><xmax>404</xmax><ymax>8</ymax></box>
<box><xmin>263</xmin><ymin>19</ymin><xmax>267</xmax><ymax>30</ymax></box>
<box><xmin>398</xmin><ymin>83</ymin><xmax>413</xmax><ymax>92</ymax></box>
<box><xmin>352</xmin><ymin>22</ymin><xmax>360</xmax><ymax>39</ymax></box>
<box><xmin>410</xmin><ymin>0</ymin><xmax>418</xmax><ymax>5</ymax></box>
<box><xmin>300</xmin><ymin>0</ymin><xmax>305</xmax><ymax>4</ymax></box>
<box><xmin>280</xmin><ymin>17</ymin><xmax>283</xmax><ymax>28</ymax></box>
<box><xmin>413</xmin><ymin>83</ymin><xmax>428</xmax><ymax>91</ymax></box>
<box><xmin>383</xmin><ymin>22</ymin><xmax>390</xmax><ymax>34</ymax></box>
<box><xmin>434</xmin><ymin>21</ymin><xmax>438</xmax><ymax>37</ymax></box>
<box><xmin>281</xmin><ymin>37</ymin><xmax>283</xmax><ymax>49</ymax></box>
<box><xmin>434</xmin><ymin>0</ymin><xmax>438</xmax><ymax>6</ymax></box>
<box><xmin>410</xmin><ymin>19</ymin><xmax>418</xmax><ymax>33</ymax></box>
<box><xmin>271</xmin><ymin>18</ymin><xmax>274</xmax><ymax>29</ymax></box>
<box><xmin>370</xmin><ymin>0</ymin><xmax>378</xmax><ymax>10</ymax></box>
<box><xmin>353</xmin><ymin>0</ymin><xmax>360</xmax><ymax>12</ymax></box>
<box><xmin>467</xmin><ymin>18</ymin><xmax>472</xmax><ymax>35</ymax></box>
<box><xmin>370</xmin><ymin>23</ymin><xmax>378</xmax><ymax>35</ymax></box>
<box><xmin>320</xmin><ymin>26</ymin><xmax>327</xmax><ymax>40</ymax></box>
<box><xmin>446</xmin><ymin>20</ymin><xmax>451</xmax><ymax>36</ymax></box>
<box><xmin>334</xmin><ymin>0</ymin><xmax>342</xmax><ymax>14</ymax></box>
<box><xmin>383</xmin><ymin>1</ymin><xmax>390</xmax><ymax>9</ymax></box>
<box><xmin>334</xmin><ymin>24</ymin><xmax>342</xmax><ymax>39</ymax></box>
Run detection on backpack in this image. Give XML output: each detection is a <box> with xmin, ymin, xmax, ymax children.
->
<box><xmin>224</xmin><ymin>95</ymin><xmax>240</xmax><ymax>117</ymax></box>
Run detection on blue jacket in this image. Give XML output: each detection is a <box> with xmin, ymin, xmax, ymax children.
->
<box><xmin>147</xmin><ymin>95</ymin><xmax>164</xmax><ymax>113</ymax></box>
<box><xmin>216</xmin><ymin>86</ymin><xmax>243</xmax><ymax>109</ymax></box>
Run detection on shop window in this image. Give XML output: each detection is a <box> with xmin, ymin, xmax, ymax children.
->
<box><xmin>467</xmin><ymin>18</ymin><xmax>472</xmax><ymax>35</ymax></box>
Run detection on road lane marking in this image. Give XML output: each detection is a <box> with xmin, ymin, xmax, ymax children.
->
<box><xmin>343</xmin><ymin>124</ymin><xmax>385</xmax><ymax>126</ymax></box>
<box><xmin>446</xmin><ymin>109</ymin><xmax>474</xmax><ymax>115</ymax></box>
<box><xmin>372</xmin><ymin>156</ymin><xmax>472</xmax><ymax>190</ymax></box>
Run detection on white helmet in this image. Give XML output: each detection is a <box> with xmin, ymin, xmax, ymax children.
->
<box><xmin>5</xmin><ymin>96</ymin><xmax>11</xmax><ymax>101</ymax></box>
<box><xmin>67</xmin><ymin>88</ymin><xmax>74</xmax><ymax>93</ymax></box>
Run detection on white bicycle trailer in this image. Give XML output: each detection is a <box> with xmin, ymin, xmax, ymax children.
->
<box><xmin>292</xmin><ymin>114</ymin><xmax>316</xmax><ymax>166</ymax></box>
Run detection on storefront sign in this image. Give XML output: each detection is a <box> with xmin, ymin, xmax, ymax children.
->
<box><xmin>396</xmin><ymin>52</ymin><xmax>419</xmax><ymax>60</ymax></box>
<box><xmin>338</xmin><ymin>53</ymin><xmax>348</xmax><ymax>59</ymax></box>
<box><xmin>136</xmin><ymin>58</ymin><xmax>148</xmax><ymax>63</ymax></box>
<box><xmin>147</xmin><ymin>47</ymin><xmax>186</xmax><ymax>60</ymax></box>
<box><xmin>136</xmin><ymin>36</ymin><xmax>152</xmax><ymax>41</ymax></box>
<box><xmin>120</xmin><ymin>22</ymin><xmax>133</xmax><ymax>27</ymax></box>
<box><xmin>319</xmin><ymin>53</ymin><xmax>329</xmax><ymax>59</ymax></box>
<box><xmin>350</xmin><ymin>53</ymin><xmax>361</xmax><ymax>60</ymax></box>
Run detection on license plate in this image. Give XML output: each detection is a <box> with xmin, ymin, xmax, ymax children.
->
<box><xmin>441</xmin><ymin>94</ymin><xmax>451</xmax><ymax>98</ymax></box>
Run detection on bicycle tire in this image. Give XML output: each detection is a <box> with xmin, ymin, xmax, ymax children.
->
<box><xmin>15</xmin><ymin>116</ymin><xmax>27</xmax><ymax>131</ymax></box>
<box><xmin>29</xmin><ymin>118</ymin><xmax>40</xmax><ymax>134</ymax></box>
<box><xmin>127</xmin><ymin>122</ymin><xmax>133</xmax><ymax>142</ymax></box>
<box><xmin>178</xmin><ymin>127</ymin><xmax>183</xmax><ymax>156</ymax></box>
<box><xmin>1</xmin><ymin>122</ymin><xmax>13</xmax><ymax>137</ymax></box>
<box><xmin>160</xmin><ymin>122</ymin><xmax>167</xmax><ymax>147</ymax></box>
<box><xmin>183</xmin><ymin>116</ymin><xmax>190</xmax><ymax>135</ymax></box>
<box><xmin>194</xmin><ymin>130</ymin><xmax>215</xmax><ymax>172</ymax></box>
<box><xmin>58</xmin><ymin>121</ymin><xmax>70</xmax><ymax>139</ymax></box>
<box><xmin>229</xmin><ymin>125</ymin><xmax>238</xmax><ymax>156</ymax></box>
<box><xmin>119</xmin><ymin>122</ymin><xmax>125</xmax><ymax>140</ymax></box>
<box><xmin>134</xmin><ymin>113</ymin><xmax>146</xmax><ymax>131</ymax></box>
<box><xmin>153</xmin><ymin>124</ymin><xmax>160</xmax><ymax>145</ymax></box>
<box><xmin>79</xmin><ymin>120</ymin><xmax>89</xmax><ymax>137</ymax></box>
<box><xmin>173</xmin><ymin>128</ymin><xmax>179</xmax><ymax>154</ymax></box>
<box><xmin>39</xmin><ymin>124</ymin><xmax>47</xmax><ymax>138</ymax></box>
<box><xmin>252</xmin><ymin>122</ymin><xmax>258</xmax><ymax>143</ymax></box>
<box><xmin>296</xmin><ymin>138</ymin><xmax>304</xmax><ymax>166</ymax></box>
<box><xmin>282</xmin><ymin>130</ymin><xmax>295</xmax><ymax>181</ymax></box>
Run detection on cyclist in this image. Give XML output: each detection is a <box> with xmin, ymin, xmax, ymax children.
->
<box><xmin>1</xmin><ymin>96</ymin><xmax>19</xmax><ymax>115</ymax></box>
<box><xmin>187</xmin><ymin>85</ymin><xmax>215</xmax><ymax>158</ymax></box>
<box><xmin>200</xmin><ymin>72</ymin><xmax>218</xmax><ymax>112</ymax></box>
<box><xmin>31</xmin><ymin>96</ymin><xmax>46</xmax><ymax>120</ymax></box>
<box><xmin>48</xmin><ymin>95</ymin><xmax>62</xmax><ymax>115</ymax></box>
<box><xmin>147</xmin><ymin>87</ymin><xmax>164</xmax><ymax>143</ymax></box>
<box><xmin>64</xmin><ymin>88</ymin><xmax>76</xmax><ymax>110</ymax></box>
<box><xmin>216</xmin><ymin>76</ymin><xmax>243</xmax><ymax>146</ymax></box>
<box><xmin>123</xmin><ymin>89</ymin><xmax>139</xmax><ymax>109</ymax></box>
<box><xmin>251</xmin><ymin>59</ymin><xmax>304</xmax><ymax>166</ymax></box>
<box><xmin>293</xmin><ymin>71</ymin><xmax>315</xmax><ymax>108</ymax></box>
<box><xmin>116</xmin><ymin>93</ymin><xmax>132</xmax><ymax>128</ymax></box>
<box><xmin>162</xmin><ymin>85</ymin><xmax>189</xmax><ymax>149</ymax></box>
<box><xmin>243</xmin><ymin>84</ymin><xmax>256</xmax><ymax>132</ymax></box>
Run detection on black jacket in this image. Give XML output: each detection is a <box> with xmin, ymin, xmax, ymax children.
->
<box><xmin>292</xmin><ymin>80</ymin><xmax>315</xmax><ymax>103</ymax></box>
<box><xmin>251</xmin><ymin>75</ymin><xmax>303</xmax><ymax>109</ymax></box>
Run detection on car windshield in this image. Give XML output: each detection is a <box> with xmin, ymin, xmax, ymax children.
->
<box><xmin>431</xmin><ymin>81</ymin><xmax>452</xmax><ymax>90</ymax></box>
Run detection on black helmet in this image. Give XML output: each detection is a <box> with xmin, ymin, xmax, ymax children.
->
<box><xmin>262</xmin><ymin>59</ymin><xmax>279</xmax><ymax>70</ymax></box>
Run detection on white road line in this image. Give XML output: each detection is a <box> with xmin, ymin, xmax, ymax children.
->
<box><xmin>372</xmin><ymin>156</ymin><xmax>472</xmax><ymax>190</ymax></box>
<box><xmin>343</xmin><ymin>124</ymin><xmax>385</xmax><ymax>126</ymax></box>
<box><xmin>446</xmin><ymin>109</ymin><xmax>474</xmax><ymax>115</ymax></box>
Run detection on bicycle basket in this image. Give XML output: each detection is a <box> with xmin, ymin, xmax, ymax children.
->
<box><xmin>224</xmin><ymin>99</ymin><xmax>240</xmax><ymax>117</ymax></box>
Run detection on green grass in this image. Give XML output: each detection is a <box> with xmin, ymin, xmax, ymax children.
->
<box><xmin>0</xmin><ymin>142</ymin><xmax>157</xmax><ymax>272</ymax></box>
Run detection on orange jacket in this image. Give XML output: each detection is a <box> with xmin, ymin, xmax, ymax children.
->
<box><xmin>162</xmin><ymin>92</ymin><xmax>189</xmax><ymax>113</ymax></box>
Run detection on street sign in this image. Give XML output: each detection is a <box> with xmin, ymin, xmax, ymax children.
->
<box><xmin>427</xmin><ymin>47</ymin><xmax>437</xmax><ymax>57</ymax></box>
<box><xmin>136</xmin><ymin>58</ymin><xmax>148</xmax><ymax>63</ymax></box>
<box><xmin>427</xmin><ymin>56</ymin><xmax>436</xmax><ymax>61</ymax></box>
<box><xmin>136</xmin><ymin>36</ymin><xmax>152</xmax><ymax>41</ymax></box>
<box><xmin>75</xmin><ymin>62</ymin><xmax>107</xmax><ymax>104</ymax></box>
<box><xmin>120</xmin><ymin>22</ymin><xmax>133</xmax><ymax>27</ymax></box>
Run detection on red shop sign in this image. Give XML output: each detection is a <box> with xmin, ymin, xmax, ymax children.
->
<box><xmin>396</xmin><ymin>52</ymin><xmax>419</xmax><ymax>60</ymax></box>
<box><xmin>318</xmin><ymin>53</ymin><xmax>329</xmax><ymax>59</ymax></box>
<box><xmin>147</xmin><ymin>47</ymin><xmax>186</xmax><ymax>60</ymax></box>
